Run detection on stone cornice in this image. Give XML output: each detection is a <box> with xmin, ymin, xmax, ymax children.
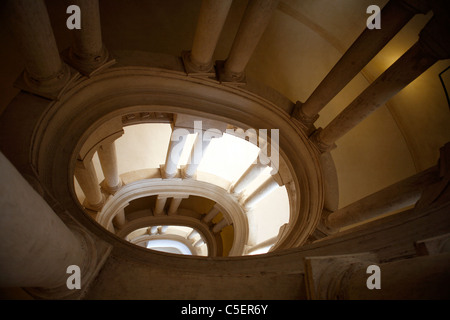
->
<box><xmin>28</xmin><ymin>63</ymin><xmax>325</xmax><ymax>253</ymax></box>
<box><xmin>96</xmin><ymin>174</ymin><xmax>248</xmax><ymax>256</ymax></box>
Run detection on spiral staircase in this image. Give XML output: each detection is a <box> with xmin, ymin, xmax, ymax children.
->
<box><xmin>0</xmin><ymin>0</ymin><xmax>449</xmax><ymax>300</ymax></box>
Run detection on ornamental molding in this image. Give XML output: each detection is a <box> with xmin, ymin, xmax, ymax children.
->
<box><xmin>26</xmin><ymin>62</ymin><xmax>325</xmax><ymax>252</ymax></box>
<box><xmin>97</xmin><ymin>176</ymin><xmax>248</xmax><ymax>256</ymax></box>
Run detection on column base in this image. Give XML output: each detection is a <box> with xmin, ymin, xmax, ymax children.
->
<box><xmin>215</xmin><ymin>60</ymin><xmax>246</xmax><ymax>86</ymax></box>
<box><xmin>309</xmin><ymin>128</ymin><xmax>337</xmax><ymax>153</ymax></box>
<box><xmin>160</xmin><ymin>164</ymin><xmax>182</xmax><ymax>180</ymax></box>
<box><xmin>181</xmin><ymin>50</ymin><xmax>216</xmax><ymax>77</ymax></box>
<box><xmin>83</xmin><ymin>193</ymin><xmax>106</xmax><ymax>212</ymax></box>
<box><xmin>100</xmin><ymin>178</ymin><xmax>123</xmax><ymax>195</ymax></box>
<box><xmin>317</xmin><ymin>209</ymin><xmax>336</xmax><ymax>235</ymax></box>
<box><xmin>291</xmin><ymin>101</ymin><xmax>319</xmax><ymax>135</ymax></box>
<box><xmin>62</xmin><ymin>46</ymin><xmax>116</xmax><ymax>77</ymax></box>
<box><xmin>14</xmin><ymin>64</ymin><xmax>80</xmax><ymax>100</ymax></box>
<box><xmin>180</xmin><ymin>164</ymin><xmax>198</xmax><ymax>180</ymax></box>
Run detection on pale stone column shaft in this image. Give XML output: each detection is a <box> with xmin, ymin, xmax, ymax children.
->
<box><xmin>213</xmin><ymin>218</ymin><xmax>229</xmax><ymax>233</ymax></box>
<box><xmin>0</xmin><ymin>152</ymin><xmax>84</xmax><ymax>288</ymax></box>
<box><xmin>184</xmin><ymin>136</ymin><xmax>212</xmax><ymax>178</ymax></box>
<box><xmin>223</xmin><ymin>0</ymin><xmax>279</xmax><ymax>79</ymax></box>
<box><xmin>164</xmin><ymin>132</ymin><xmax>188</xmax><ymax>178</ymax></box>
<box><xmin>113</xmin><ymin>208</ymin><xmax>126</xmax><ymax>228</ymax></box>
<box><xmin>325</xmin><ymin>165</ymin><xmax>440</xmax><ymax>232</ymax></box>
<box><xmin>189</xmin><ymin>0</ymin><xmax>233</xmax><ymax>69</ymax></box>
<box><xmin>246</xmin><ymin>236</ymin><xmax>277</xmax><ymax>254</ymax></box>
<box><xmin>107</xmin><ymin>221</ymin><xmax>115</xmax><ymax>234</ymax></box>
<box><xmin>97</xmin><ymin>141</ymin><xmax>122</xmax><ymax>193</ymax></box>
<box><xmin>187</xmin><ymin>229</ymin><xmax>199</xmax><ymax>240</ymax></box>
<box><xmin>75</xmin><ymin>159</ymin><xmax>104</xmax><ymax>211</ymax></box>
<box><xmin>168</xmin><ymin>197</ymin><xmax>184</xmax><ymax>215</ymax></box>
<box><xmin>69</xmin><ymin>0</ymin><xmax>105</xmax><ymax>60</ymax></box>
<box><xmin>194</xmin><ymin>238</ymin><xmax>205</xmax><ymax>247</ymax></box>
<box><xmin>243</xmin><ymin>177</ymin><xmax>279</xmax><ymax>209</ymax></box>
<box><xmin>313</xmin><ymin>40</ymin><xmax>438</xmax><ymax>151</ymax></box>
<box><xmin>296</xmin><ymin>0</ymin><xmax>423</xmax><ymax>124</ymax></box>
<box><xmin>231</xmin><ymin>161</ymin><xmax>266</xmax><ymax>194</ymax></box>
<box><xmin>203</xmin><ymin>206</ymin><xmax>221</xmax><ymax>223</ymax></box>
<box><xmin>150</xmin><ymin>226</ymin><xmax>159</xmax><ymax>235</ymax></box>
<box><xmin>6</xmin><ymin>0</ymin><xmax>65</xmax><ymax>81</ymax></box>
<box><xmin>154</xmin><ymin>196</ymin><xmax>167</xmax><ymax>215</ymax></box>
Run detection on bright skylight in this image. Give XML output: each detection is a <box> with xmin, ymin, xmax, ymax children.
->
<box><xmin>197</xmin><ymin>133</ymin><xmax>261</xmax><ymax>182</ymax></box>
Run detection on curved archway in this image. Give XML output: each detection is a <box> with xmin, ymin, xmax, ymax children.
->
<box><xmin>31</xmin><ymin>66</ymin><xmax>325</xmax><ymax>255</ymax></box>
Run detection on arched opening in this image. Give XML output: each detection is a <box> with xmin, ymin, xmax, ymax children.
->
<box><xmin>73</xmin><ymin>120</ymin><xmax>291</xmax><ymax>256</ymax></box>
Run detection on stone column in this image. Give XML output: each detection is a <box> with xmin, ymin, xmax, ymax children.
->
<box><xmin>194</xmin><ymin>238</ymin><xmax>205</xmax><ymax>247</ymax></box>
<box><xmin>231</xmin><ymin>158</ymin><xmax>267</xmax><ymax>194</ymax></box>
<box><xmin>183</xmin><ymin>0</ymin><xmax>233</xmax><ymax>73</ymax></box>
<box><xmin>149</xmin><ymin>226</ymin><xmax>159</xmax><ymax>235</ymax></box>
<box><xmin>97</xmin><ymin>141</ymin><xmax>122</xmax><ymax>194</ymax></box>
<box><xmin>311</xmin><ymin>17</ymin><xmax>449</xmax><ymax>152</ymax></box>
<box><xmin>325</xmin><ymin>165</ymin><xmax>440</xmax><ymax>232</ymax></box>
<box><xmin>107</xmin><ymin>221</ymin><xmax>115</xmax><ymax>234</ymax></box>
<box><xmin>184</xmin><ymin>136</ymin><xmax>212</xmax><ymax>178</ymax></box>
<box><xmin>188</xmin><ymin>229</ymin><xmax>200</xmax><ymax>240</ymax></box>
<box><xmin>202</xmin><ymin>205</ymin><xmax>221</xmax><ymax>223</ymax></box>
<box><xmin>6</xmin><ymin>0</ymin><xmax>70</xmax><ymax>98</ymax></box>
<box><xmin>164</xmin><ymin>132</ymin><xmax>189</xmax><ymax>178</ymax></box>
<box><xmin>213</xmin><ymin>218</ymin><xmax>229</xmax><ymax>233</ymax></box>
<box><xmin>74</xmin><ymin>159</ymin><xmax>105</xmax><ymax>211</ymax></box>
<box><xmin>0</xmin><ymin>152</ymin><xmax>84</xmax><ymax>288</ymax></box>
<box><xmin>113</xmin><ymin>208</ymin><xmax>126</xmax><ymax>228</ymax></box>
<box><xmin>64</xmin><ymin>0</ymin><xmax>110</xmax><ymax>75</ymax></box>
<box><xmin>154</xmin><ymin>196</ymin><xmax>168</xmax><ymax>215</ymax></box>
<box><xmin>168</xmin><ymin>195</ymin><xmax>189</xmax><ymax>215</ymax></box>
<box><xmin>294</xmin><ymin>0</ymin><xmax>428</xmax><ymax>127</ymax></box>
<box><xmin>219</xmin><ymin>0</ymin><xmax>279</xmax><ymax>82</ymax></box>
<box><xmin>243</xmin><ymin>177</ymin><xmax>279</xmax><ymax>209</ymax></box>
<box><xmin>246</xmin><ymin>236</ymin><xmax>277</xmax><ymax>255</ymax></box>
